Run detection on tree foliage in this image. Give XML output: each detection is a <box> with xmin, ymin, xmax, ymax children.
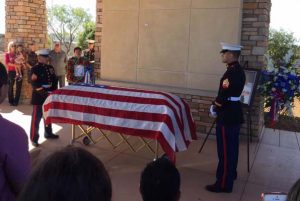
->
<box><xmin>77</xmin><ymin>21</ymin><xmax>96</xmax><ymax>50</ymax></box>
<box><xmin>268</xmin><ymin>29</ymin><xmax>299</xmax><ymax>66</ymax></box>
<box><xmin>47</xmin><ymin>5</ymin><xmax>92</xmax><ymax>55</ymax></box>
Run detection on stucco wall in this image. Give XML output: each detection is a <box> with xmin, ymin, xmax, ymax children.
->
<box><xmin>101</xmin><ymin>0</ymin><xmax>243</xmax><ymax>91</ymax></box>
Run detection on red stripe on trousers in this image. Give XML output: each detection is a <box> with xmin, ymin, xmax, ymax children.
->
<box><xmin>30</xmin><ymin>105</ymin><xmax>37</xmax><ymax>141</ymax></box>
<box><xmin>221</xmin><ymin>126</ymin><xmax>228</xmax><ymax>189</ymax></box>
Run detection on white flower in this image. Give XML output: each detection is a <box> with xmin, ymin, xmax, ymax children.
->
<box><xmin>283</xmin><ymin>49</ymin><xmax>293</xmax><ymax>64</ymax></box>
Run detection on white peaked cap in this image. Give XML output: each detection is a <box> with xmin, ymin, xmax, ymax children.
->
<box><xmin>220</xmin><ymin>42</ymin><xmax>243</xmax><ymax>53</ymax></box>
<box><xmin>36</xmin><ymin>49</ymin><xmax>50</xmax><ymax>56</ymax></box>
<box><xmin>87</xmin><ymin>39</ymin><xmax>95</xmax><ymax>43</ymax></box>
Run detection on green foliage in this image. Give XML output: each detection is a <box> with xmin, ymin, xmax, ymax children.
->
<box><xmin>77</xmin><ymin>21</ymin><xmax>96</xmax><ymax>50</ymax></box>
<box><xmin>268</xmin><ymin>29</ymin><xmax>299</xmax><ymax>67</ymax></box>
<box><xmin>47</xmin><ymin>5</ymin><xmax>92</xmax><ymax>55</ymax></box>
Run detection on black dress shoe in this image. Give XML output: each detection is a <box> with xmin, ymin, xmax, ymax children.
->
<box><xmin>31</xmin><ymin>141</ymin><xmax>39</xmax><ymax>147</ymax></box>
<box><xmin>45</xmin><ymin>134</ymin><xmax>59</xmax><ymax>139</ymax></box>
<box><xmin>205</xmin><ymin>184</ymin><xmax>232</xmax><ymax>193</ymax></box>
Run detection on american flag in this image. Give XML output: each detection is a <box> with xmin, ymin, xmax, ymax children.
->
<box><xmin>43</xmin><ymin>84</ymin><xmax>196</xmax><ymax>161</ymax></box>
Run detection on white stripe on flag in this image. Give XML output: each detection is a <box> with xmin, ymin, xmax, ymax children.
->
<box><xmin>44</xmin><ymin>94</ymin><xmax>187</xmax><ymax>150</ymax></box>
<box><xmin>46</xmin><ymin>108</ymin><xmax>179</xmax><ymax>151</ymax></box>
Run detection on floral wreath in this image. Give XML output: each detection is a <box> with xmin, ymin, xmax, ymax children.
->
<box><xmin>259</xmin><ymin>50</ymin><xmax>300</xmax><ymax>126</ymax></box>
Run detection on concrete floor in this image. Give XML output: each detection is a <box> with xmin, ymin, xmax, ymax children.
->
<box><xmin>1</xmin><ymin>102</ymin><xmax>300</xmax><ymax>201</ymax></box>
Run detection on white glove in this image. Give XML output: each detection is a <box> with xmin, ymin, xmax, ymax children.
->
<box><xmin>209</xmin><ymin>105</ymin><xmax>217</xmax><ymax>118</ymax></box>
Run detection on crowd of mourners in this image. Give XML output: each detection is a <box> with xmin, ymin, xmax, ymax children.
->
<box><xmin>3</xmin><ymin>39</ymin><xmax>95</xmax><ymax>107</ymax></box>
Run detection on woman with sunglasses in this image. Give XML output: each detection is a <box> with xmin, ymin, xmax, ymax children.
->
<box><xmin>5</xmin><ymin>41</ymin><xmax>23</xmax><ymax>106</ymax></box>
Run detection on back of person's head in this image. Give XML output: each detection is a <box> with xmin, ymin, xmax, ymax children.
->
<box><xmin>19</xmin><ymin>146</ymin><xmax>112</xmax><ymax>201</ymax></box>
<box><xmin>140</xmin><ymin>156</ymin><xmax>181</xmax><ymax>201</ymax></box>
<box><xmin>287</xmin><ymin>178</ymin><xmax>300</xmax><ymax>201</ymax></box>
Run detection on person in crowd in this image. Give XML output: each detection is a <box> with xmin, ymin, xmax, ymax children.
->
<box><xmin>26</xmin><ymin>41</ymin><xmax>38</xmax><ymax>84</ymax></box>
<box><xmin>5</xmin><ymin>41</ymin><xmax>22</xmax><ymax>106</ymax></box>
<box><xmin>30</xmin><ymin>49</ymin><xmax>59</xmax><ymax>147</ymax></box>
<box><xmin>66</xmin><ymin>46</ymin><xmax>89</xmax><ymax>84</ymax></box>
<box><xmin>206</xmin><ymin>43</ymin><xmax>245</xmax><ymax>193</ymax></box>
<box><xmin>140</xmin><ymin>156</ymin><xmax>181</xmax><ymax>201</ymax></box>
<box><xmin>287</xmin><ymin>178</ymin><xmax>300</xmax><ymax>201</ymax></box>
<box><xmin>0</xmin><ymin>62</ymin><xmax>30</xmax><ymax>201</ymax></box>
<box><xmin>83</xmin><ymin>39</ymin><xmax>96</xmax><ymax>84</ymax></box>
<box><xmin>19</xmin><ymin>146</ymin><xmax>112</xmax><ymax>201</ymax></box>
<box><xmin>14</xmin><ymin>43</ymin><xmax>26</xmax><ymax>81</ymax></box>
<box><xmin>83</xmin><ymin>39</ymin><xmax>95</xmax><ymax>63</ymax></box>
<box><xmin>49</xmin><ymin>41</ymin><xmax>67</xmax><ymax>88</ymax></box>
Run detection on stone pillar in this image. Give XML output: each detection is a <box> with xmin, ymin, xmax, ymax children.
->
<box><xmin>240</xmin><ymin>0</ymin><xmax>272</xmax><ymax>137</ymax></box>
<box><xmin>94</xmin><ymin>0</ymin><xmax>103</xmax><ymax>79</ymax></box>
<box><xmin>5</xmin><ymin>0</ymin><xmax>48</xmax><ymax>102</ymax></box>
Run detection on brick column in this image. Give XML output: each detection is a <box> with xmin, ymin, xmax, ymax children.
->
<box><xmin>94</xmin><ymin>0</ymin><xmax>103</xmax><ymax>79</ymax></box>
<box><xmin>240</xmin><ymin>0</ymin><xmax>272</xmax><ymax>137</ymax></box>
<box><xmin>5</xmin><ymin>0</ymin><xmax>48</xmax><ymax>102</ymax></box>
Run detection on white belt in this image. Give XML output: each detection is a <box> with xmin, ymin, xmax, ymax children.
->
<box><xmin>227</xmin><ymin>97</ymin><xmax>240</xmax><ymax>101</ymax></box>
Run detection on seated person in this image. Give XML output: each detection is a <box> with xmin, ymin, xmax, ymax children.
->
<box><xmin>0</xmin><ymin>62</ymin><xmax>30</xmax><ymax>201</ymax></box>
<box><xmin>19</xmin><ymin>146</ymin><xmax>112</xmax><ymax>201</ymax></box>
<box><xmin>140</xmin><ymin>156</ymin><xmax>181</xmax><ymax>201</ymax></box>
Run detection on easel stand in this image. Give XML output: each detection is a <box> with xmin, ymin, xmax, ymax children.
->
<box><xmin>246</xmin><ymin>107</ymin><xmax>253</xmax><ymax>172</ymax></box>
<box><xmin>198</xmin><ymin>108</ymin><xmax>253</xmax><ymax>173</ymax></box>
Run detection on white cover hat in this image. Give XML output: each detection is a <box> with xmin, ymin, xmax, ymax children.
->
<box><xmin>220</xmin><ymin>42</ymin><xmax>243</xmax><ymax>53</ymax></box>
<box><xmin>87</xmin><ymin>39</ymin><xmax>95</xmax><ymax>44</ymax></box>
<box><xmin>36</xmin><ymin>49</ymin><xmax>50</xmax><ymax>56</ymax></box>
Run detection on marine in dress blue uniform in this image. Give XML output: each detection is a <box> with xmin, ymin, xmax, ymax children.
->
<box><xmin>30</xmin><ymin>49</ymin><xmax>59</xmax><ymax>147</ymax></box>
<box><xmin>206</xmin><ymin>43</ymin><xmax>246</xmax><ymax>193</ymax></box>
<box><xmin>83</xmin><ymin>40</ymin><xmax>95</xmax><ymax>84</ymax></box>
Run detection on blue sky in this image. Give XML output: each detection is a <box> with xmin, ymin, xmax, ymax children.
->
<box><xmin>0</xmin><ymin>0</ymin><xmax>299</xmax><ymax>41</ymax></box>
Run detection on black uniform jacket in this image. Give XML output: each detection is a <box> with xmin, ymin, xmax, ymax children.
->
<box><xmin>31</xmin><ymin>62</ymin><xmax>58</xmax><ymax>105</ymax></box>
<box><xmin>214</xmin><ymin>61</ymin><xmax>246</xmax><ymax>125</ymax></box>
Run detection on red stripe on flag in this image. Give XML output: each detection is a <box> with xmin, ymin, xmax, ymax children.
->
<box><xmin>44</xmin><ymin>101</ymin><xmax>176</xmax><ymax>134</ymax></box>
<box><xmin>107</xmin><ymin>86</ymin><xmax>185</xmax><ymax>122</ymax></box>
<box><xmin>53</xmin><ymin>89</ymin><xmax>185</xmax><ymax>133</ymax></box>
<box><xmin>183</xmin><ymin>100</ymin><xmax>197</xmax><ymax>140</ymax></box>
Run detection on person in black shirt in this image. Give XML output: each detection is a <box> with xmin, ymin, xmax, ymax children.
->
<box><xmin>26</xmin><ymin>41</ymin><xmax>38</xmax><ymax>83</ymax></box>
<box><xmin>30</xmin><ymin>49</ymin><xmax>59</xmax><ymax>147</ymax></box>
<box><xmin>206</xmin><ymin>43</ymin><xmax>246</xmax><ymax>193</ymax></box>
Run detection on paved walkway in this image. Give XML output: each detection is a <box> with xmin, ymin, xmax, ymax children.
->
<box><xmin>1</xmin><ymin>102</ymin><xmax>300</xmax><ymax>201</ymax></box>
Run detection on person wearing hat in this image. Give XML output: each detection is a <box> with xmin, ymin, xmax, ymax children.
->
<box><xmin>206</xmin><ymin>43</ymin><xmax>246</xmax><ymax>193</ymax></box>
<box><xmin>84</xmin><ymin>39</ymin><xmax>95</xmax><ymax>63</ymax></box>
<box><xmin>49</xmin><ymin>41</ymin><xmax>67</xmax><ymax>88</ymax></box>
<box><xmin>30</xmin><ymin>49</ymin><xmax>59</xmax><ymax>147</ymax></box>
<box><xmin>66</xmin><ymin>47</ymin><xmax>89</xmax><ymax>84</ymax></box>
<box><xmin>83</xmin><ymin>39</ymin><xmax>95</xmax><ymax>83</ymax></box>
